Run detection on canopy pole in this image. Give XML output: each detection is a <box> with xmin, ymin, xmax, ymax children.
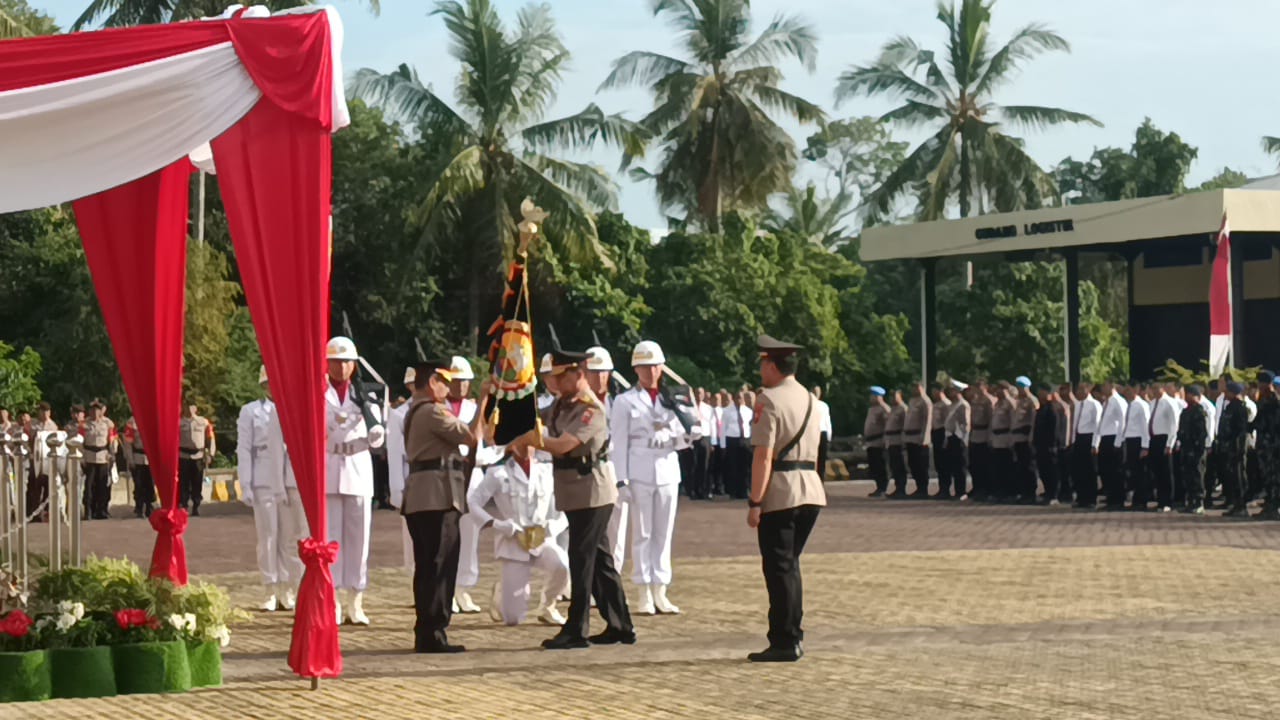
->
<box><xmin>1064</xmin><ymin>251</ymin><xmax>1081</xmax><ymax>385</ymax></box>
<box><xmin>1229</xmin><ymin>239</ymin><xmax>1244</xmax><ymax>369</ymax></box>
<box><xmin>921</xmin><ymin>259</ymin><xmax>937</xmax><ymax>385</ymax></box>
<box><xmin>197</xmin><ymin>171</ymin><xmax>206</xmax><ymax>245</ymax></box>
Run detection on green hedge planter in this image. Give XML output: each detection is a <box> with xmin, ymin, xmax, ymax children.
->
<box><xmin>50</xmin><ymin>646</ymin><xmax>117</xmax><ymax>699</ymax></box>
<box><xmin>0</xmin><ymin>650</ymin><xmax>52</xmax><ymax>703</ymax></box>
<box><xmin>158</xmin><ymin>640</ymin><xmax>191</xmax><ymax>693</ymax></box>
<box><xmin>187</xmin><ymin>641</ymin><xmax>222</xmax><ymax>688</ymax></box>
<box><xmin>112</xmin><ymin>643</ymin><xmax>167</xmax><ymax>695</ymax></box>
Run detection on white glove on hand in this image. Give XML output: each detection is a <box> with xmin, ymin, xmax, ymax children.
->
<box><xmin>367</xmin><ymin>424</ymin><xmax>386</xmax><ymax>449</ymax></box>
<box><xmin>617</xmin><ymin>483</ymin><xmax>631</xmax><ymax>504</ymax></box>
<box><xmin>492</xmin><ymin>519</ymin><xmax>519</xmax><ymax>537</ymax></box>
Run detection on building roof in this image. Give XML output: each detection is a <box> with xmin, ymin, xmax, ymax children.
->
<box><xmin>859</xmin><ymin>189</ymin><xmax>1280</xmax><ymax>262</ymax></box>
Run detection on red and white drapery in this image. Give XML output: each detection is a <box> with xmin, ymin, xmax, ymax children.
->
<box><xmin>0</xmin><ymin>6</ymin><xmax>348</xmax><ymax>679</ymax></box>
<box><xmin>1209</xmin><ymin>213</ymin><xmax>1232</xmax><ymax>377</ymax></box>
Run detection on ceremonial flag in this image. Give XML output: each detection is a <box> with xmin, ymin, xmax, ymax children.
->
<box><xmin>484</xmin><ymin>249</ymin><xmax>539</xmax><ymax>445</ymax></box>
<box><xmin>1209</xmin><ymin>213</ymin><xmax>1232</xmax><ymax>377</ymax></box>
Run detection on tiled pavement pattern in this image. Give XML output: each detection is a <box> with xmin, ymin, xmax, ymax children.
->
<box><xmin>13</xmin><ymin>482</ymin><xmax>1280</xmax><ymax>719</ymax></box>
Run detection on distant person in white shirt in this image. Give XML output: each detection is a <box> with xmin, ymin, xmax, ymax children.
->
<box><xmin>812</xmin><ymin>386</ymin><xmax>833</xmax><ymax>481</ymax></box>
<box><xmin>1148</xmin><ymin>382</ymin><xmax>1182</xmax><ymax>512</ymax></box>
<box><xmin>721</xmin><ymin>390</ymin><xmax>754</xmax><ymax>499</ymax></box>
<box><xmin>1071</xmin><ymin>383</ymin><xmax>1103</xmax><ymax>509</ymax></box>
<box><xmin>1095</xmin><ymin>381</ymin><xmax>1128</xmax><ymax>510</ymax></box>
<box><xmin>1120</xmin><ymin>380</ymin><xmax>1151</xmax><ymax>510</ymax></box>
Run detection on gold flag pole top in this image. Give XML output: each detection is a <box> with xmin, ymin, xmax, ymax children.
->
<box><xmin>516</xmin><ymin>198</ymin><xmax>549</xmax><ymax>446</ymax></box>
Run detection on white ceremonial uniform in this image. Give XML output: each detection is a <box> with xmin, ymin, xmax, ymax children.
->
<box><xmin>601</xmin><ymin>393</ymin><xmax>629</xmax><ymax>572</ymax></box>
<box><xmin>1074</xmin><ymin>396</ymin><xmax>1102</xmax><ymax>438</ymax></box>
<box><xmin>1098</xmin><ymin>391</ymin><xmax>1128</xmax><ymax>448</ymax></box>
<box><xmin>1200</xmin><ymin>396</ymin><xmax>1217</xmax><ymax>446</ymax></box>
<box><xmin>612</xmin><ymin>387</ymin><xmax>686</xmax><ymax>587</ymax></box>
<box><xmin>466</xmin><ymin>455</ymin><xmax>569</xmax><ymax>625</ymax></box>
<box><xmin>238</xmin><ymin>398</ymin><xmax>305</xmax><ymax>590</ymax></box>
<box><xmin>386</xmin><ymin>401</ymin><xmax>414</xmax><ymax>569</ymax></box>
<box><xmin>449</xmin><ymin>398</ymin><xmax>486</xmax><ymax>590</ymax></box>
<box><xmin>1151</xmin><ymin>394</ymin><xmax>1181</xmax><ymax>439</ymax></box>
<box><xmin>325</xmin><ymin>382</ymin><xmax>384</xmax><ymax>591</ymax></box>
<box><xmin>1123</xmin><ymin>398</ymin><xmax>1152</xmax><ymax>450</ymax></box>
<box><xmin>817</xmin><ymin>399</ymin><xmax>833</xmax><ymax>439</ymax></box>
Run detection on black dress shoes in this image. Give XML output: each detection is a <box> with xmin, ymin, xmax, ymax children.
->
<box><xmin>415</xmin><ymin>641</ymin><xmax>465</xmax><ymax>654</ymax></box>
<box><xmin>541</xmin><ymin>634</ymin><xmax>590</xmax><ymax>650</ymax></box>
<box><xmin>588</xmin><ymin>628</ymin><xmax>637</xmax><ymax>646</ymax></box>
<box><xmin>747</xmin><ymin>644</ymin><xmax>803</xmax><ymax>663</ymax></box>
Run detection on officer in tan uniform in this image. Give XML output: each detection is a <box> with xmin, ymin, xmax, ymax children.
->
<box><xmin>968</xmin><ymin>381</ymin><xmax>995</xmax><ymax>501</ymax></box>
<box><xmin>510</xmin><ymin>348</ymin><xmax>635</xmax><ymax>650</ymax></box>
<box><xmin>1010</xmin><ymin>376</ymin><xmax>1040</xmax><ymax>504</ymax></box>
<box><xmin>82</xmin><ymin>399</ymin><xmax>118</xmax><ymax>520</ymax></box>
<box><xmin>989</xmin><ymin>382</ymin><xmax>1015</xmax><ymax>502</ymax></box>
<box><xmin>903</xmin><ymin>382</ymin><xmax>933</xmax><ymax>498</ymax></box>
<box><xmin>123</xmin><ymin>417</ymin><xmax>155</xmax><ymax>518</ymax></box>
<box><xmin>746</xmin><ymin>335</ymin><xmax>826</xmax><ymax>662</ymax></box>
<box><xmin>929</xmin><ymin>383</ymin><xmax>951</xmax><ymax>498</ymax></box>
<box><xmin>863</xmin><ymin>387</ymin><xmax>889</xmax><ymax>497</ymax></box>
<box><xmin>178</xmin><ymin>401</ymin><xmax>215</xmax><ymax>516</ymax></box>
<box><xmin>885</xmin><ymin>391</ymin><xmax>908</xmax><ymax>498</ymax></box>
<box><xmin>401</xmin><ymin>359</ymin><xmax>481</xmax><ymax>653</ymax></box>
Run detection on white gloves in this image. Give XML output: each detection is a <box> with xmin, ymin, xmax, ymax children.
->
<box><xmin>492</xmin><ymin>519</ymin><xmax>519</xmax><ymax>537</ymax></box>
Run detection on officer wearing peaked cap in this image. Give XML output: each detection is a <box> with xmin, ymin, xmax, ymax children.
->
<box><xmin>747</xmin><ymin>335</ymin><xmax>825</xmax><ymax>662</ymax></box>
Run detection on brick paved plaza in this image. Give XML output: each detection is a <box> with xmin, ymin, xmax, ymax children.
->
<box><xmin>14</xmin><ymin>481</ymin><xmax>1280</xmax><ymax>719</ymax></box>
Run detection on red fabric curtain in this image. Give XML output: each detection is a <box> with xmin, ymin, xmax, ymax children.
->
<box><xmin>72</xmin><ymin>161</ymin><xmax>192</xmax><ymax>585</ymax></box>
<box><xmin>212</xmin><ymin>97</ymin><xmax>338</xmax><ymax>678</ymax></box>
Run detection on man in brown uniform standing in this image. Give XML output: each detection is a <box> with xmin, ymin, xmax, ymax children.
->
<box><xmin>82</xmin><ymin>400</ymin><xmax>118</xmax><ymax>520</ymax></box>
<box><xmin>968</xmin><ymin>381</ymin><xmax>994</xmax><ymax>501</ymax></box>
<box><xmin>930</xmin><ymin>383</ymin><xmax>951</xmax><ymax>499</ymax></box>
<box><xmin>885</xmin><ymin>391</ymin><xmax>909</xmax><ymax>499</ymax></box>
<box><xmin>1011</xmin><ymin>377</ymin><xmax>1040</xmax><ymax>504</ymax></box>
<box><xmin>990</xmin><ymin>383</ymin><xmax>1015</xmax><ymax>502</ymax></box>
<box><xmin>747</xmin><ymin>335</ymin><xmax>826</xmax><ymax>662</ymax></box>
<box><xmin>904</xmin><ymin>381</ymin><xmax>933</xmax><ymax>498</ymax></box>
<box><xmin>402</xmin><ymin>359</ymin><xmax>481</xmax><ymax>653</ymax></box>
<box><xmin>511</xmin><ymin>348</ymin><xmax>634</xmax><ymax>650</ymax></box>
<box><xmin>178</xmin><ymin>402</ymin><xmax>215</xmax><ymax>516</ymax></box>
<box><xmin>863</xmin><ymin>387</ymin><xmax>889</xmax><ymax>497</ymax></box>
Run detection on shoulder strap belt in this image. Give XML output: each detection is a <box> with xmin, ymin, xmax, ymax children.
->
<box><xmin>771</xmin><ymin>395</ymin><xmax>813</xmax><ymax>471</ymax></box>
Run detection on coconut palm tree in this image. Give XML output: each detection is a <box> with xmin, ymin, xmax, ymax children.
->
<box><xmin>1263</xmin><ymin>136</ymin><xmax>1280</xmax><ymax>166</ymax></box>
<box><xmin>766</xmin><ymin>184</ymin><xmax>855</xmax><ymax>249</ymax></box>
<box><xmin>1</xmin><ymin>0</ymin><xmax>55</xmax><ymax>37</ymax></box>
<box><xmin>71</xmin><ymin>0</ymin><xmax>378</xmax><ymax>30</ymax></box>
<box><xmin>600</xmin><ymin>0</ymin><xmax>824</xmax><ymax>232</ymax></box>
<box><xmin>350</xmin><ymin>0</ymin><xmax>644</xmax><ymax>349</ymax></box>
<box><xmin>836</xmin><ymin>0</ymin><xmax>1100</xmax><ymax>221</ymax></box>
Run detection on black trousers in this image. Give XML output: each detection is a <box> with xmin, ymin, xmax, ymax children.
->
<box><xmin>1072</xmin><ymin>435</ymin><xmax>1098</xmax><ymax>506</ymax></box>
<box><xmin>757</xmin><ymin>504</ymin><xmax>820</xmax><ymax>649</ymax></box>
<box><xmin>26</xmin><ymin>470</ymin><xmax>48</xmax><ymax>522</ymax></box>
<box><xmin>564</xmin><ymin>505</ymin><xmax>632</xmax><ymax>640</ymax></box>
<box><xmin>944</xmin><ymin>437</ymin><xmax>968</xmax><ymax>496</ymax></box>
<box><xmin>1013</xmin><ymin>442</ymin><xmax>1036</xmax><ymax>499</ymax></box>
<box><xmin>682</xmin><ymin>438</ymin><xmax>711</xmax><ymax>498</ymax></box>
<box><xmin>1220</xmin><ymin>447</ymin><xmax>1248</xmax><ymax>510</ymax></box>
<box><xmin>1124</xmin><ymin>438</ymin><xmax>1149</xmax><ymax>507</ymax></box>
<box><xmin>1247</xmin><ymin>450</ymin><xmax>1262</xmax><ymax>502</ymax></box>
<box><xmin>969</xmin><ymin>442</ymin><xmax>990</xmax><ymax>498</ymax></box>
<box><xmin>725</xmin><ymin>437</ymin><xmax>750</xmax><ymax>499</ymax></box>
<box><xmin>817</xmin><ymin>434</ymin><xmax>829</xmax><ymax>481</ymax></box>
<box><xmin>709</xmin><ymin>447</ymin><xmax>725</xmax><ymax>495</ymax></box>
<box><xmin>404</xmin><ymin>509</ymin><xmax>461</xmax><ymax>648</ymax></box>
<box><xmin>1036</xmin><ymin>445</ymin><xmax>1059</xmax><ymax>500</ymax></box>
<box><xmin>906</xmin><ymin>443</ymin><xmax>930</xmax><ymax>494</ymax></box>
<box><xmin>372</xmin><ymin>452</ymin><xmax>390</xmax><ymax>506</ymax></box>
<box><xmin>178</xmin><ymin>458</ymin><xmax>204</xmax><ymax>509</ymax></box>
<box><xmin>867</xmin><ymin>447</ymin><xmax>888</xmax><ymax>493</ymax></box>
<box><xmin>1148</xmin><ymin>435</ymin><xmax>1173</xmax><ymax>508</ymax></box>
<box><xmin>991</xmin><ymin>447</ymin><xmax>1013</xmax><ymax>498</ymax></box>
<box><xmin>1097</xmin><ymin>438</ymin><xmax>1121</xmax><ymax>508</ymax></box>
<box><xmin>133</xmin><ymin>465</ymin><xmax>156</xmax><ymax>508</ymax></box>
<box><xmin>931</xmin><ymin>430</ymin><xmax>948</xmax><ymax>490</ymax></box>
<box><xmin>1056</xmin><ymin>446</ymin><xmax>1073</xmax><ymax>502</ymax></box>
<box><xmin>83</xmin><ymin>462</ymin><xmax>111</xmax><ymax>518</ymax></box>
<box><xmin>887</xmin><ymin>445</ymin><xmax>908</xmax><ymax>493</ymax></box>
<box><xmin>1204</xmin><ymin>447</ymin><xmax>1220</xmax><ymax>500</ymax></box>
<box><xmin>1179</xmin><ymin>449</ymin><xmax>1207</xmax><ymax>507</ymax></box>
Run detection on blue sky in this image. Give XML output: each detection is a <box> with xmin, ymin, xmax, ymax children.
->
<box><xmin>34</xmin><ymin>0</ymin><xmax>1280</xmax><ymax>229</ymax></box>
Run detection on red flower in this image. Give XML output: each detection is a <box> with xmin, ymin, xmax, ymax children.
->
<box><xmin>1</xmin><ymin>610</ymin><xmax>33</xmax><ymax>638</ymax></box>
<box><xmin>114</xmin><ymin>608</ymin><xmax>155</xmax><ymax>631</ymax></box>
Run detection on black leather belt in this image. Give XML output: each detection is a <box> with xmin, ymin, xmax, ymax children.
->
<box><xmin>865</xmin><ymin>433</ymin><xmax>883</xmax><ymax>441</ymax></box>
<box><xmin>772</xmin><ymin>460</ymin><xmax>816</xmax><ymax>472</ymax></box>
<box><xmin>552</xmin><ymin>456</ymin><xmax>606</xmax><ymax>475</ymax></box>
<box><xmin>973</xmin><ymin>424</ymin><xmax>990</xmax><ymax>430</ymax></box>
<box><xmin>134</xmin><ymin>447</ymin><xmax>146</xmax><ymax>456</ymax></box>
<box><xmin>1012</xmin><ymin>426</ymin><xmax>1031</xmax><ymax>434</ymax></box>
<box><xmin>84</xmin><ymin>444</ymin><xmax>106</xmax><ymax>452</ymax></box>
<box><xmin>992</xmin><ymin>429</ymin><xmax>1009</xmax><ymax>435</ymax></box>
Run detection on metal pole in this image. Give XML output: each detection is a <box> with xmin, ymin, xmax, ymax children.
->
<box><xmin>66</xmin><ymin>437</ymin><xmax>83</xmax><ymax>567</ymax></box>
<box><xmin>1063</xmin><ymin>258</ymin><xmax>1070</xmax><ymax>380</ymax></box>
<box><xmin>46</xmin><ymin>433</ymin><xmax>63</xmax><ymax>572</ymax></box>
<box><xmin>197</xmin><ymin>171</ymin><xmax>206</xmax><ymax>245</ymax></box>
<box><xmin>920</xmin><ymin>267</ymin><xmax>928</xmax><ymax>386</ymax></box>
<box><xmin>15</xmin><ymin>436</ymin><xmax>28</xmax><ymax>593</ymax></box>
<box><xmin>0</xmin><ymin>440</ymin><xmax>11</xmax><ymax>572</ymax></box>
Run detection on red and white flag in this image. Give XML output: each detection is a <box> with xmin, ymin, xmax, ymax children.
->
<box><xmin>1209</xmin><ymin>213</ymin><xmax>1232</xmax><ymax>376</ymax></box>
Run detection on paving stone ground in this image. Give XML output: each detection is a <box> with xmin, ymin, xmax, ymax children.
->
<box><xmin>12</xmin><ymin>481</ymin><xmax>1280</xmax><ymax>719</ymax></box>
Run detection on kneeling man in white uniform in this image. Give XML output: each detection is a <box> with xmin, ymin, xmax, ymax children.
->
<box><xmin>466</xmin><ymin>443</ymin><xmax>569</xmax><ymax>626</ymax></box>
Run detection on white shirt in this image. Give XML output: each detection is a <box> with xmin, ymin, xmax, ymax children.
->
<box><xmin>1122</xmin><ymin>397</ymin><xmax>1151</xmax><ymax>449</ymax></box>
<box><xmin>611</xmin><ymin>387</ymin><xmax>686</xmax><ymax>486</ymax></box>
<box><xmin>386</xmin><ymin>402</ymin><xmax>410</xmax><ymax>507</ymax></box>
<box><xmin>1073</xmin><ymin>397</ymin><xmax>1102</xmax><ymax>445</ymax></box>
<box><xmin>1246</xmin><ymin>396</ymin><xmax>1258</xmax><ymax>448</ymax></box>
<box><xmin>1097</xmin><ymin>391</ymin><xmax>1128</xmax><ymax>441</ymax></box>
<box><xmin>1199</xmin><ymin>396</ymin><xmax>1217</xmax><ymax>445</ymax></box>
<box><xmin>713</xmin><ymin>406</ymin><xmax>726</xmax><ymax>448</ymax></box>
<box><xmin>1150</xmin><ymin>394</ymin><xmax>1181</xmax><ymax>439</ymax></box>
<box><xmin>816</xmin><ymin>399</ymin><xmax>833</xmax><ymax>438</ymax></box>
<box><xmin>697</xmin><ymin>402</ymin><xmax>716</xmax><ymax>445</ymax></box>
<box><xmin>466</xmin><ymin>456</ymin><xmax>567</xmax><ymax>563</ymax></box>
<box><xmin>722</xmin><ymin>404</ymin><xmax>753</xmax><ymax>439</ymax></box>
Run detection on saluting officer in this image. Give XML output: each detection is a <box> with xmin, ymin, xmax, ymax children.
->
<box><xmin>178</xmin><ymin>401</ymin><xmax>215</xmax><ymax>516</ymax></box>
<box><xmin>402</xmin><ymin>359</ymin><xmax>481</xmax><ymax>653</ymax></box>
<box><xmin>511</xmin><ymin>348</ymin><xmax>635</xmax><ymax>650</ymax></box>
<box><xmin>903</xmin><ymin>381</ymin><xmax>933</xmax><ymax>498</ymax></box>
<box><xmin>82</xmin><ymin>399</ymin><xmax>118</xmax><ymax>520</ymax></box>
<box><xmin>1011</xmin><ymin>376</ymin><xmax>1039</xmax><ymax>504</ymax></box>
<box><xmin>884</xmin><ymin>391</ymin><xmax>908</xmax><ymax>498</ymax></box>
<box><xmin>746</xmin><ymin>335</ymin><xmax>826</xmax><ymax>662</ymax></box>
<box><xmin>968</xmin><ymin>381</ymin><xmax>994</xmax><ymax>502</ymax></box>
<box><xmin>941</xmin><ymin>381</ymin><xmax>970</xmax><ymax>499</ymax></box>
<box><xmin>863</xmin><ymin>387</ymin><xmax>889</xmax><ymax>498</ymax></box>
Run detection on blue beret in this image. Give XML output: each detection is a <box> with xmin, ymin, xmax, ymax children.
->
<box><xmin>870</xmin><ymin>386</ymin><xmax>886</xmax><ymax>397</ymax></box>
<box><xmin>1272</xmin><ymin>377</ymin><xmax>1280</xmax><ymax>388</ymax></box>
<box><xmin>1260</xmin><ymin>370</ymin><xmax>1275</xmax><ymax>384</ymax></box>
<box><xmin>1227</xmin><ymin>381</ymin><xmax>1246</xmax><ymax>395</ymax></box>
<box><xmin>1015</xmin><ymin>376</ymin><xmax>1032</xmax><ymax>388</ymax></box>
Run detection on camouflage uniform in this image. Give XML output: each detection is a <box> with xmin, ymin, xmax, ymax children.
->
<box><xmin>1175</xmin><ymin>402</ymin><xmax>1208</xmax><ymax>510</ymax></box>
<box><xmin>1250</xmin><ymin>394</ymin><xmax>1280</xmax><ymax>515</ymax></box>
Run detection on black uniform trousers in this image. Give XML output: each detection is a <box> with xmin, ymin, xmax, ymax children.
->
<box><xmin>372</xmin><ymin>451</ymin><xmax>390</xmax><ymax>507</ymax></box>
<box><xmin>969</xmin><ymin>442</ymin><xmax>991</xmax><ymax>499</ymax></box>
<box><xmin>1097</xmin><ymin>437</ymin><xmax>1121</xmax><ymax>508</ymax></box>
<box><xmin>1247</xmin><ymin>450</ymin><xmax>1262</xmax><ymax>502</ymax></box>
<box><xmin>404</xmin><ymin>508</ymin><xmax>461</xmax><ymax>649</ymax></box>
<box><xmin>1220</xmin><ymin>446</ymin><xmax>1248</xmax><ymax>510</ymax></box>
<box><xmin>682</xmin><ymin>438</ymin><xmax>711</xmax><ymax>498</ymax></box>
<box><xmin>178</xmin><ymin>458</ymin><xmax>204</xmax><ymax>510</ymax></box>
<box><xmin>1179</xmin><ymin>449</ymin><xmax>1207</xmax><ymax>508</ymax></box>
<box><xmin>1056</xmin><ymin>445</ymin><xmax>1073</xmax><ymax>502</ymax></box>
<box><xmin>1148</xmin><ymin>435</ymin><xmax>1173</xmax><ymax>508</ymax></box>
<box><xmin>757</xmin><ymin>504</ymin><xmax>820</xmax><ymax>649</ymax></box>
<box><xmin>817</xmin><ymin>434</ymin><xmax>829</xmax><ymax>482</ymax></box>
<box><xmin>867</xmin><ymin>447</ymin><xmax>888</xmax><ymax>494</ymax></box>
<box><xmin>931</xmin><ymin>430</ymin><xmax>948</xmax><ymax>493</ymax></box>
<box><xmin>1072</xmin><ymin>434</ymin><xmax>1098</xmax><ymax>507</ymax></box>
<box><xmin>725</xmin><ymin>437</ymin><xmax>750</xmax><ymax>499</ymax></box>
<box><xmin>709</xmin><ymin>446</ymin><xmax>724</xmax><ymax>496</ymax></box>
<box><xmin>83</xmin><ymin>462</ymin><xmax>111</xmax><ymax>519</ymax></box>
<box><xmin>944</xmin><ymin>437</ymin><xmax>968</xmax><ymax>497</ymax></box>
<box><xmin>1203</xmin><ymin>446</ymin><xmax>1220</xmax><ymax>502</ymax></box>
<box><xmin>1124</xmin><ymin>438</ymin><xmax>1149</xmax><ymax>508</ymax></box>
<box><xmin>26</xmin><ymin>469</ymin><xmax>48</xmax><ymax>522</ymax></box>
<box><xmin>991</xmin><ymin>446</ymin><xmax>1013</xmax><ymax>499</ymax></box>
<box><xmin>906</xmin><ymin>443</ymin><xmax>930</xmax><ymax>495</ymax></box>
<box><xmin>1035</xmin><ymin>444</ymin><xmax>1059</xmax><ymax>500</ymax></box>
<box><xmin>133</xmin><ymin>465</ymin><xmax>156</xmax><ymax>510</ymax></box>
<box><xmin>1013</xmin><ymin>441</ymin><xmax>1036</xmax><ymax>499</ymax></box>
<box><xmin>887</xmin><ymin>444</ymin><xmax>908</xmax><ymax>494</ymax></box>
<box><xmin>563</xmin><ymin>504</ymin><xmax>632</xmax><ymax>641</ymax></box>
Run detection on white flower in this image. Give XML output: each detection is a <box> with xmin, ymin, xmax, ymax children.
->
<box><xmin>56</xmin><ymin>601</ymin><xmax>84</xmax><ymax>620</ymax></box>
<box><xmin>183</xmin><ymin>613</ymin><xmax>197</xmax><ymax>631</ymax></box>
<box><xmin>211</xmin><ymin>624</ymin><xmax>230</xmax><ymax>648</ymax></box>
<box><xmin>35</xmin><ymin>617</ymin><xmax>52</xmax><ymax>630</ymax></box>
<box><xmin>55</xmin><ymin>613</ymin><xmax>76</xmax><ymax>632</ymax></box>
<box><xmin>167</xmin><ymin>614</ymin><xmax>187</xmax><ymax>631</ymax></box>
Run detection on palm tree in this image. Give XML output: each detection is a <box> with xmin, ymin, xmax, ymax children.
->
<box><xmin>836</xmin><ymin>0</ymin><xmax>1100</xmax><ymax>221</ymax></box>
<box><xmin>72</xmin><ymin>0</ymin><xmax>378</xmax><ymax>30</ymax></box>
<box><xmin>1</xmin><ymin>0</ymin><xmax>55</xmax><ymax>37</ymax></box>
<box><xmin>601</xmin><ymin>0</ymin><xmax>824</xmax><ymax>232</ymax></box>
<box><xmin>1263</xmin><ymin>136</ymin><xmax>1280</xmax><ymax>166</ymax></box>
<box><xmin>766</xmin><ymin>184</ymin><xmax>854</xmax><ymax>249</ymax></box>
<box><xmin>350</xmin><ymin>0</ymin><xmax>644</xmax><ymax>350</ymax></box>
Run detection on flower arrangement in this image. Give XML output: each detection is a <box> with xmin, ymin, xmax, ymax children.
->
<box><xmin>0</xmin><ymin>609</ymin><xmax>37</xmax><ymax>652</ymax></box>
<box><xmin>113</xmin><ymin>608</ymin><xmax>163</xmax><ymax>643</ymax></box>
<box><xmin>37</xmin><ymin>600</ymin><xmax>107</xmax><ymax>648</ymax></box>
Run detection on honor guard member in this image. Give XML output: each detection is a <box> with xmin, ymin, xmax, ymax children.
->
<box><xmin>968</xmin><ymin>382</ymin><xmax>994</xmax><ymax>501</ymax></box>
<box><xmin>747</xmin><ymin>336</ymin><xmax>826</xmax><ymax>662</ymax></box>
<box><xmin>122</xmin><ymin>417</ymin><xmax>155</xmax><ymax>518</ymax></box>
<box><xmin>1250</xmin><ymin>373</ymin><xmax>1280</xmax><ymax>520</ymax></box>
<box><xmin>1175</xmin><ymin>384</ymin><xmax>1211</xmax><ymax>515</ymax></box>
<box><xmin>238</xmin><ymin>366</ymin><xmax>305</xmax><ymax>612</ymax></box>
<box><xmin>1032</xmin><ymin>384</ymin><xmax>1061</xmax><ymax>505</ymax></box>
<box><xmin>537</xmin><ymin>353</ymin><xmax>558</xmax><ymax>411</ymax></box>
<box><xmin>511</xmin><ymin>348</ymin><xmax>635</xmax><ymax>650</ymax></box>
<box><xmin>402</xmin><ymin>359</ymin><xmax>481</xmax><ymax>653</ymax></box>
<box><xmin>466</xmin><ymin>442</ymin><xmax>569</xmax><ymax>626</ymax></box>
<box><xmin>863</xmin><ymin>387</ymin><xmax>889</xmax><ymax>497</ymax></box>
<box><xmin>82</xmin><ymin>399</ymin><xmax>118</xmax><ymax>520</ymax></box>
<box><xmin>178</xmin><ymin>402</ymin><xmax>215</xmax><ymax>515</ymax></box>
<box><xmin>584</xmin><ymin>347</ymin><xmax>628</xmax><ymax>576</ymax></box>
<box><xmin>387</xmin><ymin>366</ymin><xmax>417</xmax><ymax>570</ymax></box>
<box><xmin>324</xmin><ymin>336</ymin><xmax>386</xmax><ymax>626</ymax></box>
<box><xmin>903</xmin><ymin>382</ymin><xmax>932</xmax><ymax>498</ymax></box>
<box><xmin>446</xmin><ymin>356</ymin><xmax>487</xmax><ymax>615</ymax></box>
<box><xmin>1011</xmin><ymin>376</ymin><xmax>1039</xmax><ymax>504</ymax></box>
<box><xmin>885</xmin><ymin>391</ymin><xmax>909</xmax><ymax>498</ymax></box>
<box><xmin>941</xmin><ymin>381</ymin><xmax>970</xmax><ymax>499</ymax></box>
<box><xmin>929</xmin><ymin>384</ymin><xmax>951</xmax><ymax>497</ymax></box>
<box><xmin>1149</xmin><ymin>383</ymin><xmax>1181</xmax><ymax>512</ymax></box>
<box><xmin>612</xmin><ymin>341</ymin><xmax>685</xmax><ymax>616</ymax></box>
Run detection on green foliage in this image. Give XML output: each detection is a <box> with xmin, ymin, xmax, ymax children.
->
<box><xmin>1156</xmin><ymin>360</ymin><xmax>1261</xmax><ymax>386</ymax></box>
<box><xmin>71</xmin><ymin>0</ymin><xmax>379</xmax><ymax>31</ymax></box>
<box><xmin>0</xmin><ymin>0</ymin><xmax>57</xmax><ymax>36</ymax></box>
<box><xmin>1197</xmin><ymin>167</ymin><xmax>1249</xmax><ymax>192</ymax></box>
<box><xmin>1054</xmin><ymin>118</ymin><xmax>1198</xmax><ymax>203</ymax></box>
<box><xmin>32</xmin><ymin>557</ymin><xmax>153</xmax><ymax>617</ymax></box>
<box><xmin>0</xmin><ymin>341</ymin><xmax>42</xmax><ymax>413</ymax></box>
